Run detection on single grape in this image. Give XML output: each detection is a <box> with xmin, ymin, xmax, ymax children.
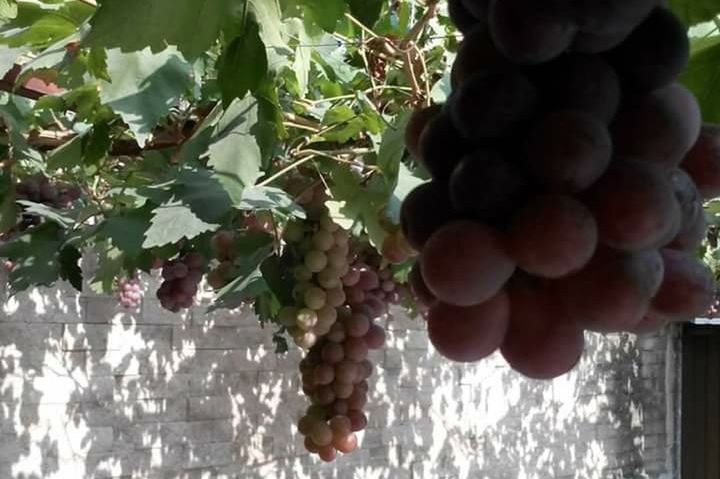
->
<box><xmin>305</xmin><ymin>250</ymin><xmax>328</xmax><ymax>273</ymax></box>
<box><xmin>344</xmin><ymin>337</ymin><xmax>369</xmax><ymax>361</ymax></box>
<box><xmin>345</xmin><ymin>314</ymin><xmax>371</xmax><ymax>338</ymax></box>
<box><xmin>405</xmin><ymin>104</ymin><xmax>443</xmax><ymax>158</ymax></box>
<box><xmin>304</xmin><ymin>287</ymin><xmax>327</xmax><ymax>310</ymax></box>
<box><xmin>310</xmin><ymin>422</ymin><xmax>333</xmax><ymax>447</ymax></box>
<box><xmin>297</xmin><ymin>308</ymin><xmax>319</xmax><ymax>331</ymax></box>
<box><xmin>649</xmin><ymin>249</ymin><xmax>715</xmax><ymax>321</ymax></box>
<box><xmin>584</xmin><ymin>159</ymin><xmax>681</xmax><ymax>251</ymax></box>
<box><xmin>489</xmin><ymin>0</ymin><xmax>577</xmax><ymax>65</ymax></box>
<box><xmin>421</xmin><ymin>221</ymin><xmax>515</xmax><ymax>306</ymax></box>
<box><xmin>347</xmin><ymin>410</ymin><xmax>368</xmax><ymax>432</ymax></box>
<box><xmin>500</xmin><ymin>276</ymin><xmax>585</xmax><ymax>379</ymax></box>
<box><xmin>451</xmin><ymin>26</ymin><xmax>511</xmax><ymax>88</ymax></box>
<box><xmin>418</xmin><ymin>113</ymin><xmax>473</xmax><ymax>180</ymax></box>
<box><xmin>322</xmin><ymin>342</ymin><xmax>345</xmax><ymax>364</ymax></box>
<box><xmin>612</xmin><ymin>84</ymin><xmax>702</xmax><ymax>168</ymax></box>
<box><xmin>312</xmin><ymin>230</ymin><xmax>335</xmax><ymax>251</ymax></box>
<box><xmin>508</xmin><ymin>195</ymin><xmax>598</xmax><ymax>278</ymax></box>
<box><xmin>401</xmin><ymin>182</ymin><xmax>458</xmax><ymax>250</ymax></box>
<box><xmin>561</xmin><ymin>248</ymin><xmax>665</xmax><ymax>332</ymax></box>
<box><xmin>318</xmin><ymin>446</ymin><xmax>337</xmax><ymax>462</ymax></box>
<box><xmin>537</xmin><ymin>54</ymin><xmax>621</xmax><ymax>125</ymax></box>
<box><xmin>609</xmin><ymin>8</ymin><xmax>689</xmax><ymax>93</ymax></box>
<box><xmin>449</xmin><ymin>71</ymin><xmax>538</xmax><ymax>139</ymax></box>
<box><xmin>449</xmin><ymin>149</ymin><xmax>530</xmax><ymax>222</ymax></box>
<box><xmin>332</xmin><ymin>382</ymin><xmax>354</xmax><ymax>399</ymax></box>
<box><xmin>333</xmin><ymin>433</ymin><xmax>358</xmax><ymax>454</ymax></box>
<box><xmin>526</xmin><ymin>110</ymin><xmax>612</xmax><ymax>192</ymax></box>
<box><xmin>682</xmin><ymin>124</ymin><xmax>720</xmax><ymax>199</ymax></box>
<box><xmin>427</xmin><ymin>292</ymin><xmax>510</xmax><ymax>362</ymax></box>
<box><xmin>409</xmin><ymin>263</ymin><xmax>435</xmax><ymax>308</ymax></box>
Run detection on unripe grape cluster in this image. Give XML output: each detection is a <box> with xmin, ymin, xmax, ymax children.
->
<box><xmin>281</xmin><ymin>210</ymin><xmax>389</xmax><ymax>461</ymax></box>
<box><xmin>115</xmin><ymin>276</ymin><xmax>142</xmax><ymax>309</ymax></box>
<box><xmin>279</xmin><ymin>212</ymin><xmax>352</xmax><ymax>349</ymax></box>
<box><xmin>156</xmin><ymin>253</ymin><xmax>204</xmax><ymax>313</ymax></box>
<box><xmin>401</xmin><ymin>1</ymin><xmax>717</xmax><ymax>379</ymax></box>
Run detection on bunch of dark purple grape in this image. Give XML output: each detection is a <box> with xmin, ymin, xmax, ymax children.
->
<box><xmin>156</xmin><ymin>253</ymin><xmax>204</xmax><ymax>312</ymax></box>
<box><xmin>403</xmin><ymin>0</ymin><xmax>719</xmax><ymax>379</ymax></box>
<box><xmin>15</xmin><ymin>174</ymin><xmax>81</xmax><ymax>230</ymax></box>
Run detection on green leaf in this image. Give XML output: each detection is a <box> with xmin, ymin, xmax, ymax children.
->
<box><xmin>681</xmin><ymin>38</ymin><xmax>720</xmax><ymax>122</ymax></box>
<box><xmin>300</xmin><ymin>0</ymin><xmax>346</xmax><ymax>32</ymax></box>
<box><xmin>143</xmin><ymin>201</ymin><xmax>219</xmax><ymax>249</ymax></box>
<box><xmin>210</xmin><ymin>232</ymin><xmax>274</xmax><ymax>310</ymax></box>
<box><xmin>59</xmin><ymin>245</ymin><xmax>82</xmax><ymax>291</ymax></box>
<box><xmin>670</xmin><ymin>0</ymin><xmax>720</xmax><ymax>26</ymax></box>
<box><xmin>217</xmin><ymin>20</ymin><xmax>268</xmax><ymax>107</ymax></box>
<box><xmin>85</xmin><ymin>0</ymin><xmax>235</xmax><ymax>58</ymax></box>
<box><xmin>175</xmin><ymin>167</ymin><xmax>233</xmax><ymax>223</ymax></box>
<box><xmin>100</xmin><ymin>47</ymin><xmax>193</xmax><ymax>146</ymax></box>
<box><xmin>16</xmin><ymin>200</ymin><xmax>75</xmax><ymax>228</ymax></box>
<box><xmin>377</xmin><ymin>110</ymin><xmax>411</xmax><ymax>190</ymax></box>
<box><xmin>0</xmin><ymin>0</ymin><xmax>18</xmax><ymax>19</ymax></box>
<box><xmin>47</xmin><ymin>130</ymin><xmax>84</xmax><ymax>170</ymax></box>
<box><xmin>89</xmin><ymin>242</ymin><xmax>124</xmax><ymax>295</ymax></box>
<box><xmin>236</xmin><ymin>186</ymin><xmax>305</xmax><ymax>218</ymax></box>
<box><xmin>348</xmin><ymin>0</ymin><xmax>383</xmax><ymax>28</ymax></box>
<box><xmin>100</xmin><ymin>206</ymin><xmax>153</xmax><ymax>257</ymax></box>
<box><xmin>207</xmin><ymin>95</ymin><xmax>263</xmax><ymax>204</ymax></box>
<box><xmin>322</xmin><ymin>104</ymin><xmax>365</xmax><ymax>143</ymax></box>
<box><xmin>0</xmin><ymin>169</ymin><xmax>17</xmax><ymax>233</ymax></box>
<box><xmin>0</xmin><ymin>222</ymin><xmax>64</xmax><ymax>293</ymax></box>
<box><xmin>248</xmin><ymin>0</ymin><xmax>287</xmax><ymax>52</ymax></box>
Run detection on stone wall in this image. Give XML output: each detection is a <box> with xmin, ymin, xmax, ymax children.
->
<box><xmin>0</xmin><ymin>272</ymin><xmax>681</xmax><ymax>479</ymax></box>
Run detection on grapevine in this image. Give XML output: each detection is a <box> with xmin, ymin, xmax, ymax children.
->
<box><xmin>0</xmin><ymin>0</ymin><xmax>718</xmax><ymax>465</ymax></box>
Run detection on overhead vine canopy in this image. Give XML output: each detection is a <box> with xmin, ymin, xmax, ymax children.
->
<box><xmin>1</xmin><ymin>0</ymin><xmax>720</xmax><ymax>463</ymax></box>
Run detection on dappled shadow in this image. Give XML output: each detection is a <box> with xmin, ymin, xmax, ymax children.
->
<box><xmin>0</xmin><ymin>261</ymin><xmax>679</xmax><ymax>478</ymax></box>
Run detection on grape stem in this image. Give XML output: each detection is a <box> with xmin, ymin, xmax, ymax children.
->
<box><xmin>344</xmin><ymin>13</ymin><xmax>380</xmax><ymax>39</ymax></box>
<box><xmin>402</xmin><ymin>0</ymin><xmax>439</xmax><ymax>46</ymax></box>
<box><xmin>258</xmin><ymin>148</ymin><xmax>375</xmax><ymax>187</ymax></box>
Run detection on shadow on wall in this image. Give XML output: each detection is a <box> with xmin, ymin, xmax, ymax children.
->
<box><xmin>0</xmin><ymin>268</ymin><xmax>677</xmax><ymax>479</ymax></box>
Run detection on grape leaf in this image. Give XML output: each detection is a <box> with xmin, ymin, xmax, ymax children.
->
<box><xmin>99</xmin><ymin>47</ymin><xmax>193</xmax><ymax>146</ymax></box>
<box><xmin>174</xmin><ymin>167</ymin><xmax>233</xmax><ymax>223</ymax></box>
<box><xmin>209</xmin><ymin>232</ymin><xmax>274</xmax><ymax>311</ymax></box>
<box><xmin>0</xmin><ymin>169</ymin><xmax>17</xmax><ymax>233</ymax></box>
<box><xmin>681</xmin><ymin>38</ymin><xmax>720</xmax><ymax>122</ymax></box>
<box><xmin>247</xmin><ymin>0</ymin><xmax>287</xmax><ymax>52</ymax></box>
<box><xmin>89</xmin><ymin>242</ymin><xmax>124</xmax><ymax>295</ymax></box>
<box><xmin>377</xmin><ymin>110</ymin><xmax>411</xmax><ymax>190</ymax></box>
<box><xmin>59</xmin><ymin>245</ymin><xmax>82</xmax><ymax>291</ymax></box>
<box><xmin>84</xmin><ymin>0</ymin><xmax>235</xmax><ymax>58</ymax></box>
<box><xmin>299</xmin><ymin>0</ymin><xmax>346</xmax><ymax>32</ymax></box>
<box><xmin>16</xmin><ymin>200</ymin><xmax>76</xmax><ymax>228</ymax></box>
<box><xmin>670</xmin><ymin>0</ymin><xmax>720</xmax><ymax>26</ymax></box>
<box><xmin>348</xmin><ymin>0</ymin><xmax>383</xmax><ymax>28</ymax></box>
<box><xmin>143</xmin><ymin>201</ymin><xmax>219</xmax><ymax>249</ymax></box>
<box><xmin>0</xmin><ymin>0</ymin><xmax>17</xmax><ymax>20</ymax></box>
<box><xmin>100</xmin><ymin>206</ymin><xmax>154</xmax><ymax>257</ymax></box>
<box><xmin>217</xmin><ymin>20</ymin><xmax>268</xmax><ymax>107</ymax></box>
<box><xmin>236</xmin><ymin>186</ymin><xmax>305</xmax><ymax>218</ymax></box>
<box><xmin>207</xmin><ymin>95</ymin><xmax>263</xmax><ymax>204</ymax></box>
<box><xmin>0</xmin><ymin>223</ymin><xmax>64</xmax><ymax>293</ymax></box>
